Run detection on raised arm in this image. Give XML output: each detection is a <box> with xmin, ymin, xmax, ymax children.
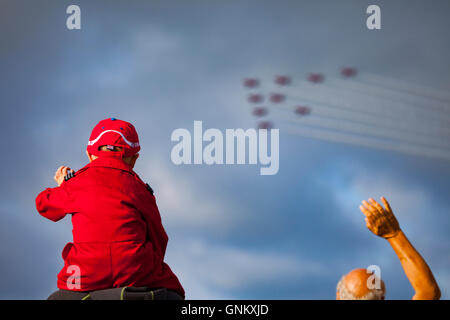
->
<box><xmin>35</xmin><ymin>166</ymin><xmax>74</xmax><ymax>222</ymax></box>
<box><xmin>360</xmin><ymin>197</ymin><xmax>440</xmax><ymax>300</ymax></box>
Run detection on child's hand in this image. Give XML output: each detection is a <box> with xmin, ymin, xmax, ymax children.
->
<box><xmin>54</xmin><ymin>166</ymin><xmax>72</xmax><ymax>186</ymax></box>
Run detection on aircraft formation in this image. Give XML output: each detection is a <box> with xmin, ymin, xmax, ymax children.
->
<box><xmin>242</xmin><ymin>67</ymin><xmax>450</xmax><ymax>161</ymax></box>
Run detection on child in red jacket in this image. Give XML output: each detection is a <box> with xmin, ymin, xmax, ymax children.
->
<box><xmin>36</xmin><ymin>118</ymin><xmax>184</xmax><ymax>300</ymax></box>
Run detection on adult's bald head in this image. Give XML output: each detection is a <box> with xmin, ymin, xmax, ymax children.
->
<box><xmin>336</xmin><ymin>268</ymin><xmax>385</xmax><ymax>300</ymax></box>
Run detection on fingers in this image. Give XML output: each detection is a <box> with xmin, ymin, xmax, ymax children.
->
<box><xmin>380</xmin><ymin>197</ymin><xmax>393</xmax><ymax>214</ymax></box>
<box><xmin>54</xmin><ymin>166</ymin><xmax>71</xmax><ymax>183</ymax></box>
<box><xmin>57</xmin><ymin>166</ymin><xmax>71</xmax><ymax>174</ymax></box>
<box><xmin>55</xmin><ymin>166</ymin><xmax>64</xmax><ymax>175</ymax></box>
<box><xmin>54</xmin><ymin>166</ymin><xmax>63</xmax><ymax>181</ymax></box>
<box><xmin>56</xmin><ymin>166</ymin><xmax>66</xmax><ymax>173</ymax></box>
<box><xmin>361</xmin><ymin>201</ymin><xmax>375</xmax><ymax>220</ymax></box>
<box><xmin>361</xmin><ymin>197</ymin><xmax>400</xmax><ymax>238</ymax></box>
<box><xmin>368</xmin><ymin>198</ymin><xmax>386</xmax><ymax>215</ymax></box>
<box><xmin>359</xmin><ymin>204</ymin><xmax>371</xmax><ymax>216</ymax></box>
<box><xmin>381</xmin><ymin>196</ymin><xmax>399</xmax><ymax>227</ymax></box>
<box><xmin>362</xmin><ymin>200</ymin><xmax>378</xmax><ymax>215</ymax></box>
<box><xmin>361</xmin><ymin>199</ymin><xmax>387</xmax><ymax>225</ymax></box>
<box><xmin>360</xmin><ymin>205</ymin><xmax>375</xmax><ymax>225</ymax></box>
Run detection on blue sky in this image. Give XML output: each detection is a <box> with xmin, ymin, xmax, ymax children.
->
<box><xmin>0</xmin><ymin>0</ymin><xmax>449</xmax><ymax>299</ymax></box>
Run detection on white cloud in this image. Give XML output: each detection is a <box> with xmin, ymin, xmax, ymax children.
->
<box><xmin>141</xmin><ymin>158</ymin><xmax>246</xmax><ymax>233</ymax></box>
<box><xmin>332</xmin><ymin>167</ymin><xmax>429</xmax><ymax>234</ymax></box>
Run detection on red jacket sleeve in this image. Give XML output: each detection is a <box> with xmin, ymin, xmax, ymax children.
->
<box><xmin>135</xmin><ymin>185</ymin><xmax>169</xmax><ymax>258</ymax></box>
<box><xmin>145</xmin><ymin>195</ymin><xmax>169</xmax><ymax>257</ymax></box>
<box><xmin>35</xmin><ymin>183</ymin><xmax>73</xmax><ymax>222</ymax></box>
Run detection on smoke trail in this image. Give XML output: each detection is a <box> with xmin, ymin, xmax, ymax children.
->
<box><xmin>283</xmin><ymin>123</ymin><xmax>450</xmax><ymax>162</ymax></box>
<box><xmin>282</xmin><ymin>95</ymin><xmax>450</xmax><ymax>140</ymax></box>
<box><xmin>325</xmin><ymin>76</ymin><xmax>450</xmax><ymax>116</ymax></box>
<box><xmin>360</xmin><ymin>72</ymin><xmax>450</xmax><ymax>106</ymax></box>
<box><xmin>242</xmin><ymin>72</ymin><xmax>450</xmax><ymax>162</ymax></box>
<box><xmin>280</xmin><ymin>80</ymin><xmax>450</xmax><ymax>125</ymax></box>
<box><xmin>273</xmin><ymin>107</ymin><xmax>450</xmax><ymax>150</ymax></box>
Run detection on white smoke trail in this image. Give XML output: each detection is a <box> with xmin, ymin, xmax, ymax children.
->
<box><xmin>282</xmin><ymin>95</ymin><xmax>450</xmax><ymax>141</ymax></box>
<box><xmin>279</xmin><ymin>80</ymin><xmax>450</xmax><ymax>125</ymax></box>
<box><xmin>325</xmin><ymin>76</ymin><xmax>450</xmax><ymax>116</ymax></box>
<box><xmin>273</xmin><ymin>107</ymin><xmax>450</xmax><ymax>150</ymax></box>
<box><xmin>283</xmin><ymin>123</ymin><xmax>450</xmax><ymax>162</ymax></box>
<box><xmin>359</xmin><ymin>72</ymin><xmax>450</xmax><ymax>105</ymax></box>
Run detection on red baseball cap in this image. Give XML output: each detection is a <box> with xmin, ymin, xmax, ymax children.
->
<box><xmin>87</xmin><ymin>118</ymin><xmax>140</xmax><ymax>157</ymax></box>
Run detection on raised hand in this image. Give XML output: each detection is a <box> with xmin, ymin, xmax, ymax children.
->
<box><xmin>54</xmin><ymin>166</ymin><xmax>72</xmax><ymax>187</ymax></box>
<box><xmin>359</xmin><ymin>197</ymin><xmax>401</xmax><ymax>239</ymax></box>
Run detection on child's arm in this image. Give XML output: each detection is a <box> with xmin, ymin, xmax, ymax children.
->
<box><xmin>35</xmin><ymin>166</ymin><xmax>74</xmax><ymax>222</ymax></box>
<box><xmin>137</xmin><ymin>184</ymin><xmax>169</xmax><ymax>257</ymax></box>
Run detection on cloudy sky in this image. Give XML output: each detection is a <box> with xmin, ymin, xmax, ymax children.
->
<box><xmin>0</xmin><ymin>0</ymin><xmax>449</xmax><ymax>299</ymax></box>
